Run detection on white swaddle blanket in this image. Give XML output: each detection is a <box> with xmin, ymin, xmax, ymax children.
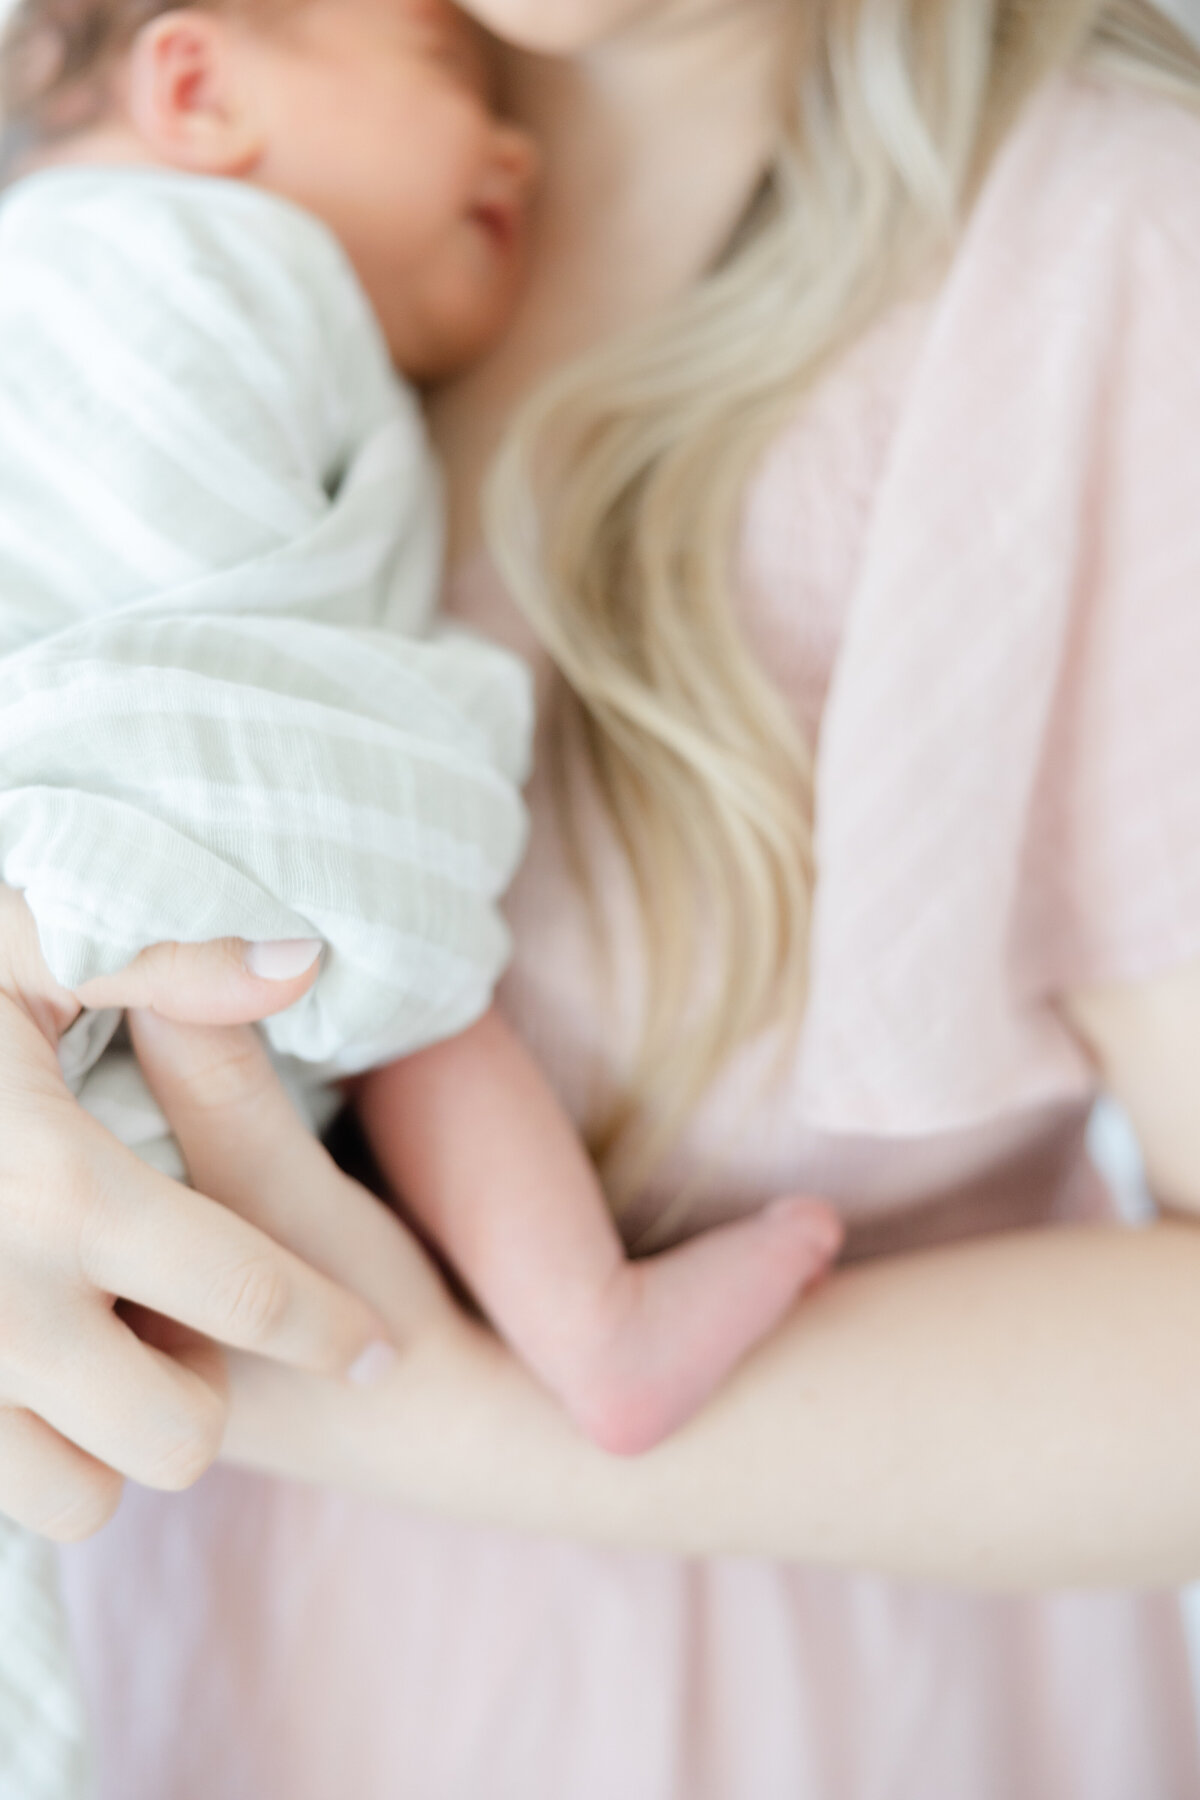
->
<box><xmin>0</xmin><ymin>167</ymin><xmax>533</xmax><ymax>1796</ymax></box>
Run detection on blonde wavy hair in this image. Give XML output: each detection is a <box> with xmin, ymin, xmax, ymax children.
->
<box><xmin>487</xmin><ymin>0</ymin><xmax>1200</xmax><ymax>1206</ymax></box>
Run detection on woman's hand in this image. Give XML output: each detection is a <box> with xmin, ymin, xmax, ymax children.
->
<box><xmin>131</xmin><ymin>1010</ymin><xmax>616</xmax><ymax>1526</ymax></box>
<box><xmin>130</xmin><ymin>1008</ymin><xmax>455</xmax><ymax>1340</ymax></box>
<box><xmin>0</xmin><ymin>888</ymin><xmax>396</xmax><ymax>1544</ymax></box>
<box><xmin>132</xmin><ymin>1009</ymin><xmax>488</xmax><ymax>1504</ymax></box>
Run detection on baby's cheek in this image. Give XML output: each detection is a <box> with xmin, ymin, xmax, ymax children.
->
<box><xmin>411</xmin><ymin>250</ymin><xmax>521</xmax><ymax>381</ymax></box>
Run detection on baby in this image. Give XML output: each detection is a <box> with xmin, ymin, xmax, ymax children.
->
<box><xmin>0</xmin><ymin>3</ymin><xmax>843</xmax><ymax>1785</ymax></box>
<box><xmin>0</xmin><ymin>0</ymin><xmax>841</xmax><ymax>1462</ymax></box>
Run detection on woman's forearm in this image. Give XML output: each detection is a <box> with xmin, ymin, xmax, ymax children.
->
<box><xmin>223</xmin><ymin>1216</ymin><xmax>1200</xmax><ymax>1590</ymax></box>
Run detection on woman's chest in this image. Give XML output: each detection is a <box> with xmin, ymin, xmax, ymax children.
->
<box><xmin>445</xmin><ymin>298</ymin><xmax>929</xmax><ymax>731</ymax></box>
<box><xmin>442</xmin><ymin>297</ymin><xmax>1105</xmax><ymax>1240</ymax></box>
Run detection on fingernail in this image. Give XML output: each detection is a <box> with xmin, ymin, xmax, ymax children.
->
<box><xmin>347</xmin><ymin>1340</ymin><xmax>399</xmax><ymax>1387</ymax></box>
<box><xmin>244</xmin><ymin>939</ymin><xmax>323</xmax><ymax>981</ymax></box>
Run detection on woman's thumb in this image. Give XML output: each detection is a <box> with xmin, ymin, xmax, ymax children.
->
<box><xmin>72</xmin><ymin>936</ymin><xmax>322</xmax><ymax>1025</ymax></box>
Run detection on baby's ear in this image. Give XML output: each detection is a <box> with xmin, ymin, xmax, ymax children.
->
<box><xmin>126</xmin><ymin>9</ymin><xmax>264</xmax><ymax>174</ymax></box>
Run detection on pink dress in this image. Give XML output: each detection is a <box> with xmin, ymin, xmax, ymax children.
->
<box><xmin>61</xmin><ymin>74</ymin><xmax>1200</xmax><ymax>1798</ymax></box>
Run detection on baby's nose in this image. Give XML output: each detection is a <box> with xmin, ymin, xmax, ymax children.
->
<box><xmin>492</xmin><ymin>121</ymin><xmax>540</xmax><ymax>195</ymax></box>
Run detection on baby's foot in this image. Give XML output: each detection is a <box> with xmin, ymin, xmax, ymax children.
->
<box><xmin>560</xmin><ymin>1199</ymin><xmax>843</xmax><ymax>1456</ymax></box>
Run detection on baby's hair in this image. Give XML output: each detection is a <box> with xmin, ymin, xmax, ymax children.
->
<box><xmin>0</xmin><ymin>0</ymin><xmax>192</xmax><ymax>164</ymax></box>
<box><xmin>0</xmin><ymin>0</ymin><xmax>294</xmax><ymax>173</ymax></box>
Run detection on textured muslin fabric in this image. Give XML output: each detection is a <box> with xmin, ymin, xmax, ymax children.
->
<box><xmin>0</xmin><ymin>166</ymin><xmax>531</xmax><ymax>1073</ymax></box>
<box><xmin>0</xmin><ymin>1534</ymin><xmax>89</xmax><ymax>1800</ymax></box>
<box><xmin>0</xmin><ymin>168</ymin><xmax>532</xmax><ymax>1798</ymax></box>
<box><xmin>56</xmin><ymin>74</ymin><xmax>1200</xmax><ymax>1798</ymax></box>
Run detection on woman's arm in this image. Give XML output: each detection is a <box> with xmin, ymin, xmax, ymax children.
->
<box><xmin>1063</xmin><ymin>956</ymin><xmax>1200</xmax><ymax>1218</ymax></box>
<box><xmin>137</xmin><ymin>970</ymin><xmax>1200</xmax><ymax>1592</ymax></box>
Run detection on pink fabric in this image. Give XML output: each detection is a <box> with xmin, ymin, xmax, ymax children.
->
<box><xmin>61</xmin><ymin>73</ymin><xmax>1200</xmax><ymax>1798</ymax></box>
<box><xmin>798</xmin><ymin>76</ymin><xmax>1200</xmax><ymax>1132</ymax></box>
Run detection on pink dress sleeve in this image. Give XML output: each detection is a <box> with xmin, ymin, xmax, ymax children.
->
<box><xmin>795</xmin><ymin>75</ymin><xmax>1200</xmax><ymax>1136</ymax></box>
<box><xmin>1016</xmin><ymin>138</ymin><xmax>1200</xmax><ymax>996</ymax></box>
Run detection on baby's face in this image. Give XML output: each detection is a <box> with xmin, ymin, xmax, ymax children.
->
<box><xmin>242</xmin><ymin>0</ymin><xmax>537</xmax><ymax>379</ymax></box>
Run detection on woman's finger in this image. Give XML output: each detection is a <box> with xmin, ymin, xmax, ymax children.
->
<box><xmin>73</xmin><ymin>935</ymin><xmax>322</xmax><ymax>1025</ymax></box>
<box><xmin>131</xmin><ymin>1011</ymin><xmax>452</xmax><ymax>1340</ymax></box>
<box><xmin>60</xmin><ymin>1114</ymin><xmax>392</xmax><ymax>1378</ymax></box>
<box><xmin>131</xmin><ymin>1005</ymin><xmax>339</xmax><ymax>1225</ymax></box>
<box><xmin>12</xmin><ymin>1306</ymin><xmax>230</xmax><ymax>1493</ymax></box>
<box><xmin>0</xmin><ymin>1405</ymin><xmax>123</xmax><ymax>1542</ymax></box>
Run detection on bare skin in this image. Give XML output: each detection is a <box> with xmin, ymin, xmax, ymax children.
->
<box><xmin>359</xmin><ymin>1012</ymin><xmax>842</xmax><ymax>1456</ymax></box>
<box><xmin>0</xmin><ymin>890</ymin><xmax>393</xmax><ymax>1542</ymax></box>
<box><xmin>428</xmin><ymin>0</ymin><xmax>791</xmax><ymax>560</ymax></box>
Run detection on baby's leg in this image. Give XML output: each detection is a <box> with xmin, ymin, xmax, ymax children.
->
<box><xmin>358</xmin><ymin>1008</ymin><xmax>842</xmax><ymax>1457</ymax></box>
<box><xmin>554</xmin><ymin>1199</ymin><xmax>842</xmax><ymax>1455</ymax></box>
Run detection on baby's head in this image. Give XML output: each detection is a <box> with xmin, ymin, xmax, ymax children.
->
<box><xmin>0</xmin><ymin>0</ymin><xmax>537</xmax><ymax>377</ymax></box>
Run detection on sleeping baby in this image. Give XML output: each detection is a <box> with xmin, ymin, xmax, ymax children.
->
<box><xmin>0</xmin><ymin>0</ymin><xmax>844</xmax><ymax>1780</ymax></box>
<box><xmin>0</xmin><ymin>0</ymin><xmax>841</xmax><ymax>1460</ymax></box>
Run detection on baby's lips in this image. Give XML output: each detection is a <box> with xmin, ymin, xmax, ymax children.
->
<box><xmin>469</xmin><ymin>137</ymin><xmax>538</xmax><ymax>256</ymax></box>
<box><xmin>468</xmin><ymin>191</ymin><xmax>524</xmax><ymax>259</ymax></box>
<box><xmin>469</xmin><ymin>200</ymin><xmax>512</xmax><ymax>254</ymax></box>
